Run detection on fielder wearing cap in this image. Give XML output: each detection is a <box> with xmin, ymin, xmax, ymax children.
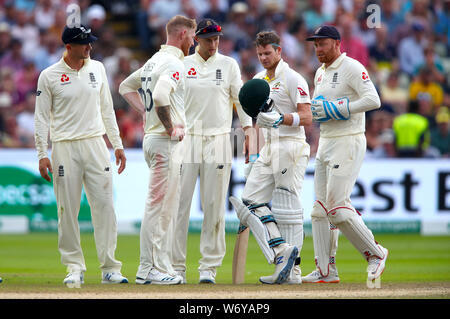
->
<box><xmin>302</xmin><ymin>25</ymin><xmax>388</xmax><ymax>284</ymax></box>
<box><xmin>34</xmin><ymin>24</ymin><xmax>128</xmax><ymax>287</ymax></box>
<box><xmin>171</xmin><ymin>18</ymin><xmax>252</xmax><ymax>284</ymax></box>
<box><xmin>230</xmin><ymin>30</ymin><xmax>312</xmax><ymax>285</ymax></box>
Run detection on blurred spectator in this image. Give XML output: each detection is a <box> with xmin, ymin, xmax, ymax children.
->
<box><xmin>13</xmin><ymin>60</ymin><xmax>38</xmax><ymax>102</ymax></box>
<box><xmin>15</xmin><ymin>90</ymin><xmax>35</xmax><ymax>147</ymax></box>
<box><xmin>303</xmin><ymin>0</ymin><xmax>333</xmax><ymax>31</ymax></box>
<box><xmin>380</xmin><ymin>71</ymin><xmax>409</xmax><ymax>115</ymax></box>
<box><xmin>430</xmin><ymin>106</ymin><xmax>450</xmax><ymax>157</ymax></box>
<box><xmin>86</xmin><ymin>4</ymin><xmax>107</xmax><ymax>36</ymax></box>
<box><xmin>33</xmin><ymin>0</ymin><xmax>56</xmax><ymax>31</ymax></box>
<box><xmin>432</xmin><ymin>0</ymin><xmax>450</xmax><ymax>51</ymax></box>
<box><xmin>413</xmin><ymin>46</ymin><xmax>446</xmax><ymax>84</ymax></box>
<box><xmin>10</xmin><ymin>9</ymin><xmax>39</xmax><ymax>61</ymax></box>
<box><xmin>48</xmin><ymin>7</ymin><xmax>68</xmax><ymax>40</ymax></box>
<box><xmin>398</xmin><ymin>20</ymin><xmax>428</xmax><ymax>76</ymax></box>
<box><xmin>409</xmin><ymin>66</ymin><xmax>444</xmax><ymax>109</ymax></box>
<box><xmin>33</xmin><ymin>31</ymin><xmax>64</xmax><ymax>71</ymax></box>
<box><xmin>393</xmin><ymin>100</ymin><xmax>430</xmax><ymax>157</ymax></box>
<box><xmin>272</xmin><ymin>13</ymin><xmax>302</xmax><ymax>65</ymax></box>
<box><xmin>202</xmin><ymin>0</ymin><xmax>227</xmax><ymax>24</ymax></box>
<box><xmin>338</xmin><ymin>13</ymin><xmax>369</xmax><ymax>67</ymax></box>
<box><xmin>368</xmin><ymin>23</ymin><xmax>396</xmax><ymax>68</ymax></box>
<box><xmin>0</xmin><ymin>37</ymin><xmax>26</xmax><ymax>73</ymax></box>
<box><xmin>380</xmin><ymin>0</ymin><xmax>404</xmax><ymax>40</ymax></box>
<box><xmin>0</xmin><ymin>22</ymin><xmax>12</xmax><ymax>59</ymax></box>
<box><xmin>369</xmin><ymin>129</ymin><xmax>397</xmax><ymax>158</ymax></box>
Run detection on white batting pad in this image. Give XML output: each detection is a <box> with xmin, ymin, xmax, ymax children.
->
<box><xmin>271</xmin><ymin>188</ymin><xmax>303</xmax><ymax>250</ymax></box>
<box><xmin>328</xmin><ymin>207</ymin><xmax>386</xmax><ymax>260</ymax></box>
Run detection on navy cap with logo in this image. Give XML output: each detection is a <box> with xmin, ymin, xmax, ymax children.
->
<box><xmin>306</xmin><ymin>25</ymin><xmax>341</xmax><ymax>41</ymax></box>
<box><xmin>62</xmin><ymin>24</ymin><xmax>98</xmax><ymax>44</ymax></box>
<box><xmin>195</xmin><ymin>18</ymin><xmax>223</xmax><ymax>38</ymax></box>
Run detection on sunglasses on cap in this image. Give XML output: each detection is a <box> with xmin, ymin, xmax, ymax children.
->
<box><xmin>69</xmin><ymin>27</ymin><xmax>92</xmax><ymax>42</ymax></box>
<box><xmin>196</xmin><ymin>24</ymin><xmax>222</xmax><ymax>36</ymax></box>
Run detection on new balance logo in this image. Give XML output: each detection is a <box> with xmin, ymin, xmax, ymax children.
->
<box><xmin>276</xmin><ymin>256</ymin><xmax>284</xmax><ymax>265</ymax></box>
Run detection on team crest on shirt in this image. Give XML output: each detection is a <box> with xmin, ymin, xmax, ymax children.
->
<box><xmin>271</xmin><ymin>81</ymin><xmax>281</xmax><ymax>91</ymax></box>
<box><xmin>213</xmin><ymin>68</ymin><xmax>223</xmax><ymax>86</ymax></box>
<box><xmin>331</xmin><ymin>72</ymin><xmax>339</xmax><ymax>88</ymax></box>
<box><xmin>88</xmin><ymin>72</ymin><xmax>98</xmax><ymax>88</ymax></box>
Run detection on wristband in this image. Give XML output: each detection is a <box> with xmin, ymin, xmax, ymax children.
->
<box><xmin>249</xmin><ymin>153</ymin><xmax>259</xmax><ymax>163</ymax></box>
<box><xmin>291</xmin><ymin>112</ymin><xmax>300</xmax><ymax>126</ymax></box>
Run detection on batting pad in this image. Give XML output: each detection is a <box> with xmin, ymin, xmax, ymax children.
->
<box><xmin>327</xmin><ymin>207</ymin><xmax>386</xmax><ymax>260</ymax></box>
<box><xmin>271</xmin><ymin>188</ymin><xmax>303</xmax><ymax>251</ymax></box>
<box><xmin>229</xmin><ymin>196</ymin><xmax>285</xmax><ymax>264</ymax></box>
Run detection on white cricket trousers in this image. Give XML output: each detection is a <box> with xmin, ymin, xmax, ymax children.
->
<box><xmin>51</xmin><ymin>136</ymin><xmax>122</xmax><ymax>273</ymax></box>
<box><xmin>172</xmin><ymin>134</ymin><xmax>232</xmax><ymax>274</ymax></box>
<box><xmin>242</xmin><ymin>137</ymin><xmax>310</xmax><ymax>205</ymax></box>
<box><xmin>137</xmin><ymin>135</ymin><xmax>184</xmax><ymax>278</ymax></box>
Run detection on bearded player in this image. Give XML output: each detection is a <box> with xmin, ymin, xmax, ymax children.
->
<box><xmin>302</xmin><ymin>25</ymin><xmax>388</xmax><ymax>284</ymax></box>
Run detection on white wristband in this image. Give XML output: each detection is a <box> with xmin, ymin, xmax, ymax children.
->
<box><xmin>291</xmin><ymin>112</ymin><xmax>300</xmax><ymax>126</ymax></box>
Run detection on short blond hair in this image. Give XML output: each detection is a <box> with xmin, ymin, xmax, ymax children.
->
<box><xmin>166</xmin><ymin>15</ymin><xmax>197</xmax><ymax>35</ymax></box>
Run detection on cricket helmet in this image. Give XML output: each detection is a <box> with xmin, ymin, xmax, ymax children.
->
<box><xmin>238</xmin><ymin>79</ymin><xmax>272</xmax><ymax>118</ymax></box>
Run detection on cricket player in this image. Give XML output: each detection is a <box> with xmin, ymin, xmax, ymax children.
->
<box><xmin>229</xmin><ymin>30</ymin><xmax>312</xmax><ymax>284</ymax></box>
<box><xmin>171</xmin><ymin>19</ymin><xmax>253</xmax><ymax>284</ymax></box>
<box><xmin>118</xmin><ymin>15</ymin><xmax>196</xmax><ymax>285</ymax></box>
<box><xmin>34</xmin><ymin>25</ymin><xmax>128</xmax><ymax>288</ymax></box>
<box><xmin>302</xmin><ymin>25</ymin><xmax>388</xmax><ymax>283</ymax></box>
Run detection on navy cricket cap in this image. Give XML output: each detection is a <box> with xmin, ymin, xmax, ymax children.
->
<box><xmin>195</xmin><ymin>18</ymin><xmax>223</xmax><ymax>38</ymax></box>
<box><xmin>306</xmin><ymin>25</ymin><xmax>341</xmax><ymax>41</ymax></box>
<box><xmin>62</xmin><ymin>24</ymin><xmax>98</xmax><ymax>44</ymax></box>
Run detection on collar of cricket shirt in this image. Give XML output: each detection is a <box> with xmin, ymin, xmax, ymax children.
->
<box><xmin>323</xmin><ymin>52</ymin><xmax>346</xmax><ymax>70</ymax></box>
<box><xmin>194</xmin><ymin>45</ymin><xmax>218</xmax><ymax>64</ymax></box>
<box><xmin>264</xmin><ymin>58</ymin><xmax>286</xmax><ymax>83</ymax></box>
<box><xmin>160</xmin><ymin>44</ymin><xmax>185</xmax><ymax>61</ymax></box>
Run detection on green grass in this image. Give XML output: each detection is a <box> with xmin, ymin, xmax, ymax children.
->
<box><xmin>0</xmin><ymin>233</ymin><xmax>449</xmax><ymax>286</ymax></box>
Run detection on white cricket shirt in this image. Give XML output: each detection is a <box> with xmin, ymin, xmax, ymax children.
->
<box><xmin>34</xmin><ymin>56</ymin><xmax>123</xmax><ymax>160</ymax></box>
<box><xmin>254</xmin><ymin>59</ymin><xmax>311</xmax><ymax>140</ymax></box>
<box><xmin>183</xmin><ymin>48</ymin><xmax>252</xmax><ymax>135</ymax></box>
<box><xmin>119</xmin><ymin>45</ymin><xmax>186</xmax><ymax>136</ymax></box>
<box><xmin>313</xmin><ymin>53</ymin><xmax>380</xmax><ymax>138</ymax></box>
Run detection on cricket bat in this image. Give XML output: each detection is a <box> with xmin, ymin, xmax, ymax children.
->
<box><xmin>232</xmin><ymin>224</ymin><xmax>250</xmax><ymax>284</ymax></box>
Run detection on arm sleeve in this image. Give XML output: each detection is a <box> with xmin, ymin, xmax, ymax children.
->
<box><xmin>100</xmin><ymin>63</ymin><xmax>123</xmax><ymax>150</ymax></box>
<box><xmin>230</xmin><ymin>60</ymin><xmax>252</xmax><ymax>128</ymax></box>
<box><xmin>118</xmin><ymin>67</ymin><xmax>142</xmax><ymax>95</ymax></box>
<box><xmin>34</xmin><ymin>72</ymin><xmax>52</xmax><ymax>160</ymax></box>
<box><xmin>347</xmin><ymin>63</ymin><xmax>381</xmax><ymax>114</ymax></box>
<box><xmin>153</xmin><ymin>62</ymin><xmax>182</xmax><ymax>107</ymax></box>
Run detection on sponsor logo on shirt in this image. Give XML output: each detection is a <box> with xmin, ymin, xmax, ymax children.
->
<box><xmin>172</xmin><ymin>71</ymin><xmax>180</xmax><ymax>82</ymax></box>
<box><xmin>60</xmin><ymin>74</ymin><xmax>71</xmax><ymax>85</ymax></box>
<box><xmin>362</xmin><ymin>71</ymin><xmax>370</xmax><ymax>81</ymax></box>
<box><xmin>317</xmin><ymin>74</ymin><xmax>322</xmax><ymax>84</ymax></box>
<box><xmin>297</xmin><ymin>86</ymin><xmax>308</xmax><ymax>96</ymax></box>
<box><xmin>187</xmin><ymin>67</ymin><xmax>197</xmax><ymax>79</ymax></box>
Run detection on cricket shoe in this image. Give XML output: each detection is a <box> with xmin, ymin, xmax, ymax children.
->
<box><xmin>199</xmin><ymin>270</ymin><xmax>216</xmax><ymax>284</ymax></box>
<box><xmin>259</xmin><ymin>245</ymin><xmax>298</xmax><ymax>284</ymax></box>
<box><xmin>176</xmin><ymin>271</ymin><xmax>187</xmax><ymax>284</ymax></box>
<box><xmin>367</xmin><ymin>246</ymin><xmax>389</xmax><ymax>281</ymax></box>
<box><xmin>302</xmin><ymin>269</ymin><xmax>340</xmax><ymax>283</ymax></box>
<box><xmin>260</xmin><ymin>265</ymin><xmax>302</xmax><ymax>285</ymax></box>
<box><xmin>63</xmin><ymin>271</ymin><xmax>84</xmax><ymax>288</ymax></box>
<box><xmin>136</xmin><ymin>268</ymin><xmax>182</xmax><ymax>285</ymax></box>
<box><xmin>101</xmin><ymin>272</ymin><xmax>128</xmax><ymax>284</ymax></box>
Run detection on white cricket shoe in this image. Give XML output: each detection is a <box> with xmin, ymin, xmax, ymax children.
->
<box><xmin>260</xmin><ymin>265</ymin><xmax>302</xmax><ymax>285</ymax></box>
<box><xmin>136</xmin><ymin>268</ymin><xmax>182</xmax><ymax>285</ymax></box>
<box><xmin>176</xmin><ymin>271</ymin><xmax>187</xmax><ymax>284</ymax></box>
<box><xmin>199</xmin><ymin>270</ymin><xmax>216</xmax><ymax>284</ymax></box>
<box><xmin>0</xmin><ymin>277</ymin><xmax>2</xmax><ymax>283</ymax></box>
<box><xmin>367</xmin><ymin>246</ymin><xmax>389</xmax><ymax>281</ymax></box>
<box><xmin>101</xmin><ymin>272</ymin><xmax>128</xmax><ymax>284</ymax></box>
<box><xmin>302</xmin><ymin>268</ymin><xmax>340</xmax><ymax>283</ymax></box>
<box><xmin>259</xmin><ymin>245</ymin><xmax>298</xmax><ymax>284</ymax></box>
<box><xmin>63</xmin><ymin>271</ymin><xmax>84</xmax><ymax>288</ymax></box>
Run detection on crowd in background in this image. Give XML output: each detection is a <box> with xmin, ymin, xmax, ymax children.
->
<box><xmin>0</xmin><ymin>0</ymin><xmax>449</xmax><ymax>158</ymax></box>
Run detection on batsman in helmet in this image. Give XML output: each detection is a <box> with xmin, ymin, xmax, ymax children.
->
<box><xmin>230</xmin><ymin>31</ymin><xmax>312</xmax><ymax>284</ymax></box>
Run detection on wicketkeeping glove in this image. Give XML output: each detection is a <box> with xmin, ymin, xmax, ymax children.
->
<box><xmin>311</xmin><ymin>95</ymin><xmax>350</xmax><ymax>122</ymax></box>
<box><xmin>256</xmin><ymin>110</ymin><xmax>284</xmax><ymax>128</ymax></box>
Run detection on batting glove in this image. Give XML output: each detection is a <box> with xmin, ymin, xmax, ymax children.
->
<box><xmin>256</xmin><ymin>110</ymin><xmax>284</xmax><ymax>128</ymax></box>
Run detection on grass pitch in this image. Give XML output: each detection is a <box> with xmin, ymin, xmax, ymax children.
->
<box><xmin>0</xmin><ymin>233</ymin><xmax>449</xmax><ymax>301</ymax></box>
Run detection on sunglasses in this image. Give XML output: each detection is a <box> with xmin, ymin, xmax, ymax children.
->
<box><xmin>69</xmin><ymin>27</ymin><xmax>92</xmax><ymax>42</ymax></box>
<box><xmin>196</xmin><ymin>24</ymin><xmax>222</xmax><ymax>36</ymax></box>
